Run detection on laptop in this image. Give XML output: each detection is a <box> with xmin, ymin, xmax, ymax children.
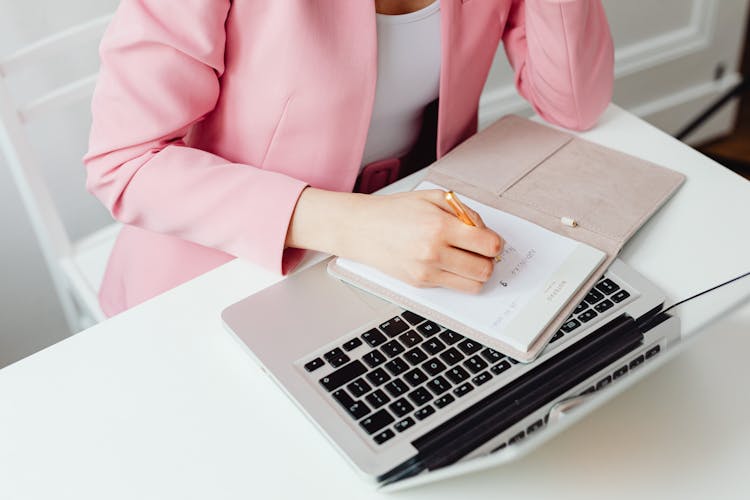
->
<box><xmin>221</xmin><ymin>256</ymin><xmax>680</xmax><ymax>488</ymax></box>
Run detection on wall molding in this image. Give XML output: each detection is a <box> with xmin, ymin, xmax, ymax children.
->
<box><xmin>479</xmin><ymin>0</ymin><xmax>720</xmax><ymax>127</ymax></box>
<box><xmin>614</xmin><ymin>0</ymin><xmax>717</xmax><ymax>79</ymax></box>
<box><xmin>629</xmin><ymin>70</ymin><xmax>740</xmax><ymax>119</ymax></box>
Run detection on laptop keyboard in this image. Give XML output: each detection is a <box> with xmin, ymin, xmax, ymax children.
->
<box><xmin>302</xmin><ymin>276</ymin><xmax>633</xmax><ymax>447</ymax></box>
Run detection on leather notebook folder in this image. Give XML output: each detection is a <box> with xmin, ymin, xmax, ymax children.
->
<box><xmin>329</xmin><ymin>115</ymin><xmax>685</xmax><ymax>362</ymax></box>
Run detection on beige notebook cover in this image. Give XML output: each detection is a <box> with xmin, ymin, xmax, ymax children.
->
<box><xmin>329</xmin><ymin>115</ymin><xmax>685</xmax><ymax>362</ymax></box>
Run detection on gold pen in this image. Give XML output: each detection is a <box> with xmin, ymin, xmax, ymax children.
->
<box><xmin>444</xmin><ymin>191</ymin><xmax>502</xmax><ymax>262</ymax></box>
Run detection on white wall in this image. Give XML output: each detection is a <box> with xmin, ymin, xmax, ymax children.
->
<box><xmin>0</xmin><ymin>0</ymin><xmax>747</xmax><ymax>368</ymax></box>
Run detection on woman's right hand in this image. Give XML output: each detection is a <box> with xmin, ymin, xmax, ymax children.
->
<box><xmin>286</xmin><ymin>188</ymin><xmax>504</xmax><ymax>293</ymax></box>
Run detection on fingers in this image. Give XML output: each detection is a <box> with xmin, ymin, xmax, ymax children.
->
<box><xmin>463</xmin><ymin>206</ymin><xmax>486</xmax><ymax>229</ymax></box>
<box><xmin>447</xmin><ymin>221</ymin><xmax>504</xmax><ymax>258</ymax></box>
<box><xmin>438</xmin><ymin>246</ymin><xmax>495</xmax><ymax>283</ymax></box>
<box><xmin>418</xmin><ymin>189</ymin><xmax>485</xmax><ymax>227</ymax></box>
<box><xmin>418</xmin><ymin>189</ymin><xmax>459</xmax><ymax>214</ymax></box>
<box><xmin>427</xmin><ymin>269</ymin><xmax>486</xmax><ymax>294</ymax></box>
<box><xmin>418</xmin><ymin>189</ymin><xmax>503</xmax><ymax>257</ymax></box>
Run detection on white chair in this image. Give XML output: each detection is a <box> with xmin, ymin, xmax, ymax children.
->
<box><xmin>0</xmin><ymin>14</ymin><xmax>119</xmax><ymax>333</ymax></box>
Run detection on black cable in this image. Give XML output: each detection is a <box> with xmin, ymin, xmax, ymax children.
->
<box><xmin>675</xmin><ymin>79</ymin><xmax>748</xmax><ymax>141</ymax></box>
<box><xmin>662</xmin><ymin>270</ymin><xmax>750</xmax><ymax>314</ymax></box>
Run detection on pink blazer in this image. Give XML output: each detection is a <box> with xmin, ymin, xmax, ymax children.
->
<box><xmin>85</xmin><ymin>0</ymin><xmax>614</xmax><ymax>316</ymax></box>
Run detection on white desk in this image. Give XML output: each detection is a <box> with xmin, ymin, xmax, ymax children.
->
<box><xmin>1</xmin><ymin>106</ymin><xmax>749</xmax><ymax>500</ymax></box>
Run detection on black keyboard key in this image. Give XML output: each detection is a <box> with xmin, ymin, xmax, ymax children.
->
<box><xmin>408</xmin><ymin>387</ymin><xmax>433</xmax><ymax>406</ymax></box>
<box><xmin>380</xmin><ymin>317</ymin><xmax>409</xmax><ymax>337</ymax></box>
<box><xmin>417</xmin><ymin>321</ymin><xmax>441</xmax><ymax>337</ymax></box>
<box><xmin>490</xmin><ymin>360</ymin><xmax>512</xmax><ymax>376</ymax></box>
<box><xmin>578</xmin><ymin>309</ymin><xmax>598</xmax><ymax>323</ymax></box>
<box><xmin>403</xmin><ymin>367</ymin><xmax>428</xmax><ymax>387</ymax></box>
<box><xmin>613</xmin><ymin>365</ymin><xmax>628</xmax><ymax>379</ymax></box>
<box><xmin>422</xmin><ymin>337</ymin><xmax>446</xmax><ymax>355</ymax></box>
<box><xmin>362</xmin><ymin>328</ymin><xmax>386</xmax><ymax>347</ymax></box>
<box><xmin>360</xmin><ymin>409</ymin><xmax>394</xmax><ymax>435</ymax></box>
<box><xmin>561</xmin><ymin>318</ymin><xmax>581</xmax><ymax>333</ymax></box>
<box><xmin>366</xmin><ymin>368</ymin><xmax>391</xmax><ymax>387</ymax></box>
<box><xmin>332</xmin><ymin>389</ymin><xmax>370</xmax><ymax>420</ymax></box>
<box><xmin>584</xmin><ymin>289</ymin><xmax>605</xmax><ymax>305</ymax></box>
<box><xmin>453</xmin><ymin>382</ymin><xmax>474</xmax><ymax>398</ymax></box>
<box><xmin>328</xmin><ymin>353</ymin><xmax>350</xmax><ymax>368</ymax></box>
<box><xmin>527</xmin><ymin>419</ymin><xmax>544</xmax><ymax>435</ymax></box>
<box><xmin>304</xmin><ymin>358</ymin><xmax>324</xmax><ymax>372</ymax></box>
<box><xmin>398</xmin><ymin>330</ymin><xmax>423</xmax><ymax>348</ymax></box>
<box><xmin>414</xmin><ymin>405</ymin><xmax>436</xmax><ymax>421</ymax></box>
<box><xmin>629</xmin><ymin>354</ymin><xmax>645</xmax><ymax>369</ymax></box>
<box><xmin>323</xmin><ymin>347</ymin><xmax>350</xmax><ymax>367</ymax></box>
<box><xmin>374</xmin><ymin>428</ymin><xmax>395</xmax><ymax>445</ymax></box>
<box><xmin>401</xmin><ymin>310</ymin><xmax>425</xmax><ymax>326</ymax></box>
<box><xmin>384</xmin><ymin>358</ymin><xmax>409</xmax><ymax>376</ymax></box>
<box><xmin>596</xmin><ymin>375</ymin><xmax>612</xmax><ymax>390</ymax></box>
<box><xmin>439</xmin><ymin>347</ymin><xmax>465</xmax><ymax>366</ymax></box>
<box><xmin>422</xmin><ymin>358</ymin><xmax>447</xmax><ymax>377</ymax></box>
<box><xmin>389</xmin><ymin>398</ymin><xmax>414</xmax><ymax>417</ymax></box>
<box><xmin>509</xmin><ymin>431</ymin><xmax>525</xmax><ymax>444</ymax></box>
<box><xmin>346</xmin><ymin>378</ymin><xmax>371</xmax><ymax>398</ymax></box>
<box><xmin>594</xmin><ymin>299</ymin><xmax>614</xmax><ymax>313</ymax></box>
<box><xmin>319</xmin><ymin>360</ymin><xmax>367</xmax><ymax>392</ymax></box>
<box><xmin>645</xmin><ymin>344</ymin><xmax>661</xmax><ymax>359</ymax></box>
<box><xmin>404</xmin><ymin>346</ymin><xmax>428</xmax><ymax>365</ymax></box>
<box><xmin>480</xmin><ymin>348</ymin><xmax>504</xmax><ymax>363</ymax></box>
<box><xmin>464</xmin><ymin>355</ymin><xmax>488</xmax><ymax>374</ymax></box>
<box><xmin>366</xmin><ymin>389</ymin><xmax>390</xmax><ymax>408</ymax></box>
<box><xmin>445</xmin><ymin>365</ymin><xmax>470</xmax><ymax>384</ymax></box>
<box><xmin>611</xmin><ymin>289</ymin><xmax>631</xmax><ymax>303</ymax></box>
<box><xmin>439</xmin><ymin>329</ymin><xmax>463</xmax><ymax>345</ymax></box>
<box><xmin>550</xmin><ymin>331</ymin><xmax>564</xmax><ymax>343</ymax></box>
<box><xmin>324</xmin><ymin>347</ymin><xmax>344</xmax><ymax>361</ymax></box>
<box><xmin>381</xmin><ymin>339</ymin><xmax>405</xmax><ymax>358</ymax></box>
<box><xmin>362</xmin><ymin>350</ymin><xmax>387</xmax><ymax>368</ymax></box>
<box><xmin>492</xmin><ymin>443</ymin><xmax>507</xmax><ymax>453</ymax></box>
<box><xmin>426</xmin><ymin>375</ymin><xmax>451</xmax><ymax>395</ymax></box>
<box><xmin>434</xmin><ymin>393</ymin><xmax>455</xmax><ymax>409</ymax></box>
<box><xmin>596</xmin><ymin>278</ymin><xmax>620</xmax><ymax>295</ymax></box>
<box><xmin>581</xmin><ymin>386</ymin><xmax>596</xmax><ymax>395</ymax></box>
<box><xmin>394</xmin><ymin>417</ymin><xmax>416</xmax><ymax>432</ymax></box>
<box><xmin>471</xmin><ymin>371</ymin><xmax>492</xmax><ymax>386</ymax></box>
<box><xmin>457</xmin><ymin>339</ymin><xmax>482</xmax><ymax>355</ymax></box>
<box><xmin>573</xmin><ymin>302</ymin><xmax>588</xmax><ymax>314</ymax></box>
<box><xmin>342</xmin><ymin>338</ymin><xmax>363</xmax><ymax>352</ymax></box>
<box><xmin>331</xmin><ymin>388</ymin><xmax>354</xmax><ymax>406</ymax></box>
<box><xmin>346</xmin><ymin>401</ymin><xmax>370</xmax><ymax>420</ymax></box>
<box><xmin>384</xmin><ymin>379</ymin><xmax>409</xmax><ymax>397</ymax></box>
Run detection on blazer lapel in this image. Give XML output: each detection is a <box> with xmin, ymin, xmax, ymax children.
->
<box><xmin>437</xmin><ymin>0</ymin><xmax>505</xmax><ymax>158</ymax></box>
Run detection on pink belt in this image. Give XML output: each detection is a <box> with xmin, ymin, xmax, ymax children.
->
<box><xmin>354</xmin><ymin>157</ymin><xmax>405</xmax><ymax>194</ymax></box>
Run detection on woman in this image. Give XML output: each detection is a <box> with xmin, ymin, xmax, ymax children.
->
<box><xmin>85</xmin><ymin>0</ymin><xmax>614</xmax><ymax>316</ymax></box>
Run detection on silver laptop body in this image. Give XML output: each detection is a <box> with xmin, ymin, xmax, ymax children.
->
<box><xmin>221</xmin><ymin>257</ymin><xmax>679</xmax><ymax>486</ymax></box>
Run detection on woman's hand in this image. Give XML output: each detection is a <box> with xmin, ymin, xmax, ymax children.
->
<box><xmin>286</xmin><ymin>188</ymin><xmax>504</xmax><ymax>293</ymax></box>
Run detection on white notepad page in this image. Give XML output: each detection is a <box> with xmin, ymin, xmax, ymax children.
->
<box><xmin>334</xmin><ymin>182</ymin><xmax>606</xmax><ymax>353</ymax></box>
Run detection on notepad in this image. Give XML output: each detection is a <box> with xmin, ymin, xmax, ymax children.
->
<box><xmin>331</xmin><ymin>181</ymin><xmax>606</xmax><ymax>353</ymax></box>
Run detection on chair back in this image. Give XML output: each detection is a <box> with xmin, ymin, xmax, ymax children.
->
<box><xmin>0</xmin><ymin>15</ymin><xmax>113</xmax><ymax>327</ymax></box>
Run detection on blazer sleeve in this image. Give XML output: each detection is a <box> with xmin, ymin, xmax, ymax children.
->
<box><xmin>84</xmin><ymin>0</ymin><xmax>308</xmax><ymax>274</ymax></box>
<box><xmin>502</xmin><ymin>0</ymin><xmax>614</xmax><ymax>130</ymax></box>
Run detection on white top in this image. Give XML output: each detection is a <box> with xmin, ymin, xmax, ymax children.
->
<box><xmin>1</xmin><ymin>106</ymin><xmax>750</xmax><ymax>500</ymax></box>
<box><xmin>360</xmin><ymin>1</ymin><xmax>441</xmax><ymax>167</ymax></box>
